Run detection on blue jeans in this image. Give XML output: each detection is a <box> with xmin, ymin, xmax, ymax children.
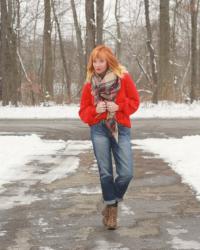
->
<box><xmin>90</xmin><ymin>120</ymin><xmax>133</xmax><ymax>205</ymax></box>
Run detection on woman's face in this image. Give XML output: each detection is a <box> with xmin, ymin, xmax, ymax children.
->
<box><xmin>93</xmin><ymin>57</ymin><xmax>108</xmax><ymax>74</ymax></box>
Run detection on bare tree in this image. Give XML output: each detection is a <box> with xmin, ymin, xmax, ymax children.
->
<box><xmin>71</xmin><ymin>0</ymin><xmax>86</xmax><ymax>93</ymax></box>
<box><xmin>16</xmin><ymin>0</ymin><xmax>21</xmax><ymax>85</ymax></box>
<box><xmin>0</xmin><ymin>0</ymin><xmax>9</xmax><ymax>105</ymax></box>
<box><xmin>0</xmin><ymin>0</ymin><xmax>20</xmax><ymax>106</ymax></box>
<box><xmin>144</xmin><ymin>0</ymin><xmax>158</xmax><ymax>103</ymax></box>
<box><xmin>171</xmin><ymin>0</ymin><xmax>185</xmax><ymax>102</ymax></box>
<box><xmin>85</xmin><ymin>0</ymin><xmax>96</xmax><ymax>63</ymax></box>
<box><xmin>96</xmin><ymin>0</ymin><xmax>104</xmax><ymax>45</ymax></box>
<box><xmin>1</xmin><ymin>0</ymin><xmax>199</xmax><ymax>105</ymax></box>
<box><xmin>43</xmin><ymin>0</ymin><xmax>53</xmax><ymax>98</ymax></box>
<box><xmin>190</xmin><ymin>0</ymin><xmax>199</xmax><ymax>102</ymax></box>
<box><xmin>52</xmin><ymin>0</ymin><xmax>71</xmax><ymax>103</ymax></box>
<box><xmin>158</xmin><ymin>0</ymin><xmax>175</xmax><ymax>100</ymax></box>
<box><xmin>32</xmin><ymin>0</ymin><xmax>41</xmax><ymax>77</ymax></box>
<box><xmin>115</xmin><ymin>0</ymin><xmax>121</xmax><ymax>59</ymax></box>
<box><xmin>199</xmin><ymin>15</ymin><xmax>200</xmax><ymax>94</ymax></box>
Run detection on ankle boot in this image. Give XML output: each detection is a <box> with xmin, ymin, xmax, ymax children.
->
<box><xmin>106</xmin><ymin>206</ymin><xmax>118</xmax><ymax>230</ymax></box>
<box><xmin>102</xmin><ymin>205</ymin><xmax>109</xmax><ymax>226</ymax></box>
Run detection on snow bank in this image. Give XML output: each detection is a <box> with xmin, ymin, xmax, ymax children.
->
<box><xmin>134</xmin><ymin>135</ymin><xmax>200</xmax><ymax>200</ymax></box>
<box><xmin>0</xmin><ymin>101</ymin><xmax>200</xmax><ymax>119</ymax></box>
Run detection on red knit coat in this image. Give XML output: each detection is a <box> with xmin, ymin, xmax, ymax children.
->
<box><xmin>78</xmin><ymin>72</ymin><xmax>140</xmax><ymax>127</ymax></box>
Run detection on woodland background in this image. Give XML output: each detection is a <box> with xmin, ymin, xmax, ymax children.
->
<box><xmin>0</xmin><ymin>0</ymin><xmax>199</xmax><ymax>106</ymax></box>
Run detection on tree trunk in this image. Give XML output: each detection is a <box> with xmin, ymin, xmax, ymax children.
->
<box><xmin>32</xmin><ymin>0</ymin><xmax>41</xmax><ymax>79</ymax></box>
<box><xmin>52</xmin><ymin>0</ymin><xmax>71</xmax><ymax>103</ymax></box>
<box><xmin>85</xmin><ymin>0</ymin><xmax>96</xmax><ymax>63</ymax></box>
<box><xmin>158</xmin><ymin>0</ymin><xmax>174</xmax><ymax>101</ymax></box>
<box><xmin>0</xmin><ymin>0</ymin><xmax>19</xmax><ymax>106</ymax></box>
<box><xmin>9</xmin><ymin>26</ymin><xmax>19</xmax><ymax>106</ymax></box>
<box><xmin>199</xmin><ymin>20</ymin><xmax>200</xmax><ymax>95</ymax></box>
<box><xmin>43</xmin><ymin>0</ymin><xmax>53</xmax><ymax>98</ymax></box>
<box><xmin>171</xmin><ymin>0</ymin><xmax>182</xmax><ymax>102</ymax></box>
<box><xmin>0</xmin><ymin>0</ymin><xmax>9</xmax><ymax>105</ymax></box>
<box><xmin>115</xmin><ymin>0</ymin><xmax>121</xmax><ymax>59</ymax></box>
<box><xmin>144</xmin><ymin>0</ymin><xmax>158</xmax><ymax>103</ymax></box>
<box><xmin>96</xmin><ymin>0</ymin><xmax>104</xmax><ymax>45</ymax></box>
<box><xmin>71</xmin><ymin>0</ymin><xmax>86</xmax><ymax>95</ymax></box>
<box><xmin>190</xmin><ymin>0</ymin><xmax>199</xmax><ymax>102</ymax></box>
<box><xmin>16</xmin><ymin>0</ymin><xmax>22</xmax><ymax>103</ymax></box>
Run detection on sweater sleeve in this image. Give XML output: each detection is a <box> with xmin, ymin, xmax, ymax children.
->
<box><xmin>78</xmin><ymin>83</ymin><xmax>98</xmax><ymax>124</ymax></box>
<box><xmin>117</xmin><ymin>73</ymin><xmax>140</xmax><ymax>116</ymax></box>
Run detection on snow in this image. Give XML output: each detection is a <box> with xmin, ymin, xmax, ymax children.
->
<box><xmin>168</xmin><ymin>237</ymin><xmax>200</xmax><ymax>250</ymax></box>
<box><xmin>39</xmin><ymin>247</ymin><xmax>55</xmax><ymax>250</ymax></box>
<box><xmin>133</xmin><ymin>135</ymin><xmax>200</xmax><ymax>200</ymax></box>
<box><xmin>121</xmin><ymin>203</ymin><xmax>135</xmax><ymax>215</ymax></box>
<box><xmin>0</xmin><ymin>105</ymin><xmax>78</xmax><ymax>119</ymax></box>
<box><xmin>61</xmin><ymin>186</ymin><xmax>101</xmax><ymax>195</ymax></box>
<box><xmin>93</xmin><ymin>240</ymin><xmax>129</xmax><ymax>250</ymax></box>
<box><xmin>0</xmin><ymin>134</ymin><xmax>65</xmax><ymax>189</ymax></box>
<box><xmin>1</xmin><ymin>134</ymin><xmax>200</xmax><ymax>206</ymax></box>
<box><xmin>166</xmin><ymin>224</ymin><xmax>200</xmax><ymax>250</ymax></box>
<box><xmin>1</xmin><ymin>135</ymin><xmax>200</xmax><ymax>203</ymax></box>
<box><xmin>0</xmin><ymin>101</ymin><xmax>200</xmax><ymax>119</ymax></box>
<box><xmin>167</xmin><ymin>228</ymin><xmax>188</xmax><ymax>236</ymax></box>
<box><xmin>0</xmin><ymin>186</ymin><xmax>41</xmax><ymax>210</ymax></box>
<box><xmin>40</xmin><ymin>156</ymin><xmax>79</xmax><ymax>184</ymax></box>
<box><xmin>0</xmin><ymin>137</ymin><xmax>94</xmax><ymax>210</ymax></box>
<box><xmin>0</xmin><ymin>131</ymin><xmax>200</xmax><ymax>206</ymax></box>
<box><xmin>64</xmin><ymin>140</ymin><xmax>92</xmax><ymax>155</ymax></box>
<box><xmin>134</xmin><ymin>101</ymin><xmax>200</xmax><ymax>118</ymax></box>
<box><xmin>0</xmin><ymin>231</ymin><xmax>7</xmax><ymax>236</ymax></box>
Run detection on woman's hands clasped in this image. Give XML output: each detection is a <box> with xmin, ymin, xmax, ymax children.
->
<box><xmin>96</xmin><ymin>101</ymin><xmax>106</xmax><ymax>113</ymax></box>
<box><xmin>96</xmin><ymin>101</ymin><xmax>119</xmax><ymax>114</ymax></box>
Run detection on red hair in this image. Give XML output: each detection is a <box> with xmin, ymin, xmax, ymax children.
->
<box><xmin>86</xmin><ymin>45</ymin><xmax>127</xmax><ymax>81</ymax></box>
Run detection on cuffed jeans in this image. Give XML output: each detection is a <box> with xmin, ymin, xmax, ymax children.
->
<box><xmin>90</xmin><ymin>120</ymin><xmax>133</xmax><ymax>205</ymax></box>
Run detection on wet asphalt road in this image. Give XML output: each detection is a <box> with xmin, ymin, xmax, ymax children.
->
<box><xmin>0</xmin><ymin>118</ymin><xmax>200</xmax><ymax>140</ymax></box>
<box><xmin>0</xmin><ymin>118</ymin><xmax>200</xmax><ymax>250</ymax></box>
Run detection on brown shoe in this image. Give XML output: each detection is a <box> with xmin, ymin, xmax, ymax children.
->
<box><xmin>106</xmin><ymin>206</ymin><xmax>118</xmax><ymax>230</ymax></box>
<box><xmin>102</xmin><ymin>205</ymin><xmax>109</xmax><ymax>226</ymax></box>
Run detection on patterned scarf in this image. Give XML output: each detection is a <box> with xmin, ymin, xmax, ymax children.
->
<box><xmin>91</xmin><ymin>69</ymin><xmax>121</xmax><ymax>143</ymax></box>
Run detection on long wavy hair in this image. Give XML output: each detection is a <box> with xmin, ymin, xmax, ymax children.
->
<box><xmin>86</xmin><ymin>45</ymin><xmax>127</xmax><ymax>82</ymax></box>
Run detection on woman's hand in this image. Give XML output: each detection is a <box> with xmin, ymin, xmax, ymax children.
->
<box><xmin>106</xmin><ymin>101</ymin><xmax>119</xmax><ymax>112</ymax></box>
<box><xmin>96</xmin><ymin>101</ymin><xmax>107</xmax><ymax>113</ymax></box>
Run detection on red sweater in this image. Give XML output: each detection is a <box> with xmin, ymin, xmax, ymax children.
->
<box><xmin>78</xmin><ymin>72</ymin><xmax>140</xmax><ymax>127</ymax></box>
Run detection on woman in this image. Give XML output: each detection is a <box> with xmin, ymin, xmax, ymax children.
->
<box><xmin>79</xmin><ymin>45</ymin><xmax>140</xmax><ymax>230</ymax></box>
